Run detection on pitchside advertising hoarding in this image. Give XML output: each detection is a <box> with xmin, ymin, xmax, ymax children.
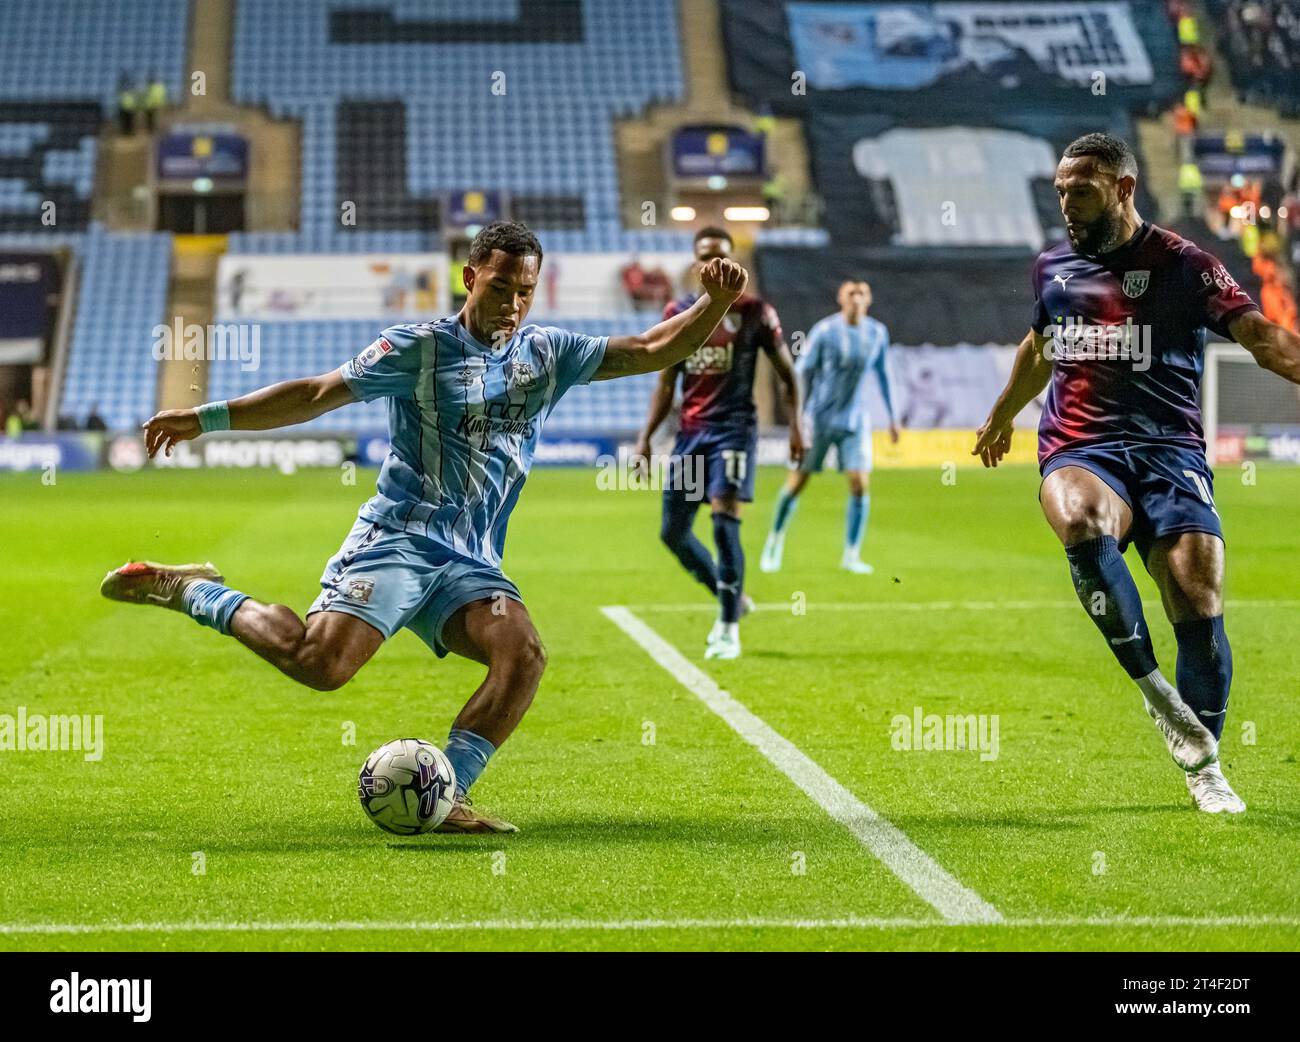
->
<box><xmin>214</xmin><ymin>252</ymin><xmax>694</xmax><ymax>321</ymax></box>
<box><xmin>215</xmin><ymin>254</ymin><xmax>452</xmax><ymax>321</ymax></box>
<box><xmin>6</xmin><ymin>424</ymin><xmax>1300</xmax><ymax>475</ymax></box>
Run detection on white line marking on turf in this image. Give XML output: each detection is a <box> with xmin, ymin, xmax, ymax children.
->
<box><xmin>628</xmin><ymin>599</ymin><xmax>1300</xmax><ymax>613</ymax></box>
<box><xmin>600</xmin><ymin>605</ymin><xmax>1002</xmax><ymax>926</ymax></box>
<box><xmin>1</xmin><ymin>916</ymin><xmax>1296</xmax><ymax>935</ymax></box>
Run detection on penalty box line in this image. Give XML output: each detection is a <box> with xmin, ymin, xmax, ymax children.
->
<box><xmin>599</xmin><ymin>605</ymin><xmax>1002</xmax><ymax>926</ymax></box>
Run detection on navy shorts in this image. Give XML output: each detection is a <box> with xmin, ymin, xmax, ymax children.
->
<box><xmin>1040</xmin><ymin>441</ymin><xmax>1223</xmax><ymax>559</ymax></box>
<box><xmin>666</xmin><ymin>427</ymin><xmax>758</xmax><ymax>503</ymax></box>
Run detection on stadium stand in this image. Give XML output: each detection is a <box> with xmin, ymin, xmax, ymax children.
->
<box><xmin>230</xmin><ymin>0</ymin><xmax>694</xmax><ymax>253</ymax></box>
<box><xmin>0</xmin><ymin>1</ymin><xmax>189</xmax><ymax>427</ymax></box>
<box><xmin>1207</xmin><ymin>0</ymin><xmax>1300</xmax><ymax>115</ymax></box>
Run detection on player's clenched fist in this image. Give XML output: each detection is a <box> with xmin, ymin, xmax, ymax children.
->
<box><xmin>699</xmin><ymin>257</ymin><xmax>748</xmax><ymax>305</ymax></box>
<box><xmin>143</xmin><ymin>408</ymin><xmax>201</xmax><ymax>458</ymax></box>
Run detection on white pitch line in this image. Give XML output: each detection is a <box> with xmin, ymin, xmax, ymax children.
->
<box><xmin>600</xmin><ymin>605</ymin><xmax>1002</xmax><ymax>926</ymax></box>
<box><xmin>1</xmin><ymin>915</ymin><xmax>1297</xmax><ymax>936</ymax></box>
<box><xmin>627</xmin><ymin>599</ymin><xmax>1300</xmax><ymax>613</ymax></box>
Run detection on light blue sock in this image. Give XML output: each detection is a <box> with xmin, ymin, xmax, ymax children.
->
<box><xmin>845</xmin><ymin>494</ymin><xmax>869</xmax><ymax>555</ymax></box>
<box><xmin>772</xmin><ymin>487</ymin><xmax>799</xmax><ymax>534</ymax></box>
<box><xmin>444</xmin><ymin>727</ymin><xmax>497</xmax><ymax>798</ymax></box>
<box><xmin>181</xmin><ymin>580</ymin><xmax>249</xmax><ymax>635</ymax></box>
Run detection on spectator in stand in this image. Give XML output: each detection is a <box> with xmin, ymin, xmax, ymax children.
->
<box><xmin>1178</xmin><ymin>160</ymin><xmax>1204</xmax><ymax>218</ymax></box>
<box><xmin>143</xmin><ymin>74</ymin><xmax>168</xmax><ymax>133</ymax></box>
<box><xmin>621</xmin><ymin>257</ymin><xmax>672</xmax><ymax>312</ymax></box>
<box><xmin>85</xmin><ymin>406</ymin><xmax>107</xmax><ymax>432</ymax></box>
<box><xmin>117</xmin><ymin>73</ymin><xmax>138</xmax><ymax>136</ymax></box>
<box><xmin>1180</xmin><ymin>44</ymin><xmax>1214</xmax><ymax>91</ymax></box>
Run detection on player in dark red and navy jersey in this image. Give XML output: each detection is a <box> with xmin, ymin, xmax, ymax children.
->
<box><xmin>634</xmin><ymin>226</ymin><xmax>805</xmax><ymax>659</ymax></box>
<box><xmin>975</xmin><ymin>133</ymin><xmax>1300</xmax><ymax>814</ymax></box>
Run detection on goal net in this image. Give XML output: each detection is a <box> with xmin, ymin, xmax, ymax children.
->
<box><xmin>1203</xmin><ymin>342</ymin><xmax>1300</xmax><ymax>466</ymax></box>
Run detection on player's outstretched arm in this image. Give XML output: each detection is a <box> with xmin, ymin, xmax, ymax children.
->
<box><xmin>142</xmin><ymin>369</ymin><xmax>357</xmax><ymax>458</ymax></box>
<box><xmin>973</xmin><ymin>328</ymin><xmax>1051</xmax><ymax>468</ymax></box>
<box><xmin>593</xmin><ymin>258</ymin><xmax>748</xmax><ymax>379</ymax></box>
<box><xmin>1229</xmin><ymin>310</ymin><xmax>1300</xmax><ymax>384</ymax></box>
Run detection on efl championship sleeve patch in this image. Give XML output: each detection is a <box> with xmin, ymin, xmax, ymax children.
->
<box><xmin>355</xmin><ymin>336</ymin><xmax>394</xmax><ymax>370</ymax></box>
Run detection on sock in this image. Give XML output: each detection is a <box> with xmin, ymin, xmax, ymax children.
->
<box><xmin>660</xmin><ymin>494</ymin><xmax>717</xmax><ymax>595</ymax></box>
<box><xmin>845</xmin><ymin>493</ymin><xmax>869</xmax><ymax>558</ymax></box>
<box><xmin>444</xmin><ymin>727</ymin><xmax>496</xmax><ymax>798</ymax></box>
<box><xmin>771</xmin><ymin>487</ymin><xmax>799</xmax><ymax>535</ymax></box>
<box><xmin>712</xmin><ymin>512</ymin><xmax>744</xmax><ymax>623</ymax></box>
<box><xmin>1063</xmin><ymin>536</ymin><xmax>1158</xmax><ymax>679</ymax></box>
<box><xmin>181</xmin><ymin>580</ymin><xmax>249</xmax><ymax>635</ymax></box>
<box><xmin>1173</xmin><ymin>616</ymin><xmax>1232</xmax><ymax>740</ymax></box>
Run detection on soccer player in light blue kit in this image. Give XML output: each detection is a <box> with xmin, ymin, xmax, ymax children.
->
<box><xmin>760</xmin><ymin>280</ymin><xmax>899</xmax><ymax>574</ymax></box>
<box><xmin>100</xmin><ymin>221</ymin><xmax>751</xmax><ymax>833</ymax></box>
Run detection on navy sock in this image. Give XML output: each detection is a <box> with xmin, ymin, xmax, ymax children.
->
<box><xmin>712</xmin><ymin>512</ymin><xmax>744</xmax><ymax>623</ymax></box>
<box><xmin>771</xmin><ymin>487</ymin><xmax>799</xmax><ymax>534</ymax></box>
<box><xmin>1063</xmin><ymin>536</ymin><xmax>1158</xmax><ymax>679</ymax></box>
<box><xmin>1173</xmin><ymin>615</ymin><xmax>1232</xmax><ymax>740</ymax></box>
<box><xmin>660</xmin><ymin>494</ymin><xmax>717</xmax><ymax>595</ymax></box>
<box><xmin>444</xmin><ymin>727</ymin><xmax>496</xmax><ymax>798</ymax></box>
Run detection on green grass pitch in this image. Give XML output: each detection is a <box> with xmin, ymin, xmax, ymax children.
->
<box><xmin>1</xmin><ymin>462</ymin><xmax>1297</xmax><ymax>951</ymax></box>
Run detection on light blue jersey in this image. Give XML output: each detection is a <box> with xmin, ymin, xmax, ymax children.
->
<box><xmin>339</xmin><ymin>317</ymin><xmax>607</xmax><ymax>567</ymax></box>
<box><xmin>798</xmin><ymin>313</ymin><xmax>894</xmax><ymax>432</ymax></box>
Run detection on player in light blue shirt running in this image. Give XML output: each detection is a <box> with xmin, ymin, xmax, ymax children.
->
<box><xmin>760</xmin><ymin>280</ymin><xmax>899</xmax><ymax>574</ymax></box>
<box><xmin>100</xmin><ymin>220</ymin><xmax>750</xmax><ymax>834</ymax></box>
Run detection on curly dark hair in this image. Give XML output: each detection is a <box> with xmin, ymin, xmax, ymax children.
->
<box><xmin>467</xmin><ymin>219</ymin><xmax>544</xmax><ymax>266</ymax></box>
<box><xmin>1062</xmin><ymin>133</ymin><xmax>1138</xmax><ymax>179</ymax></box>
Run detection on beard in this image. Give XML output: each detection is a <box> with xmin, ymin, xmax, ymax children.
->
<box><xmin>1066</xmin><ymin>208</ymin><xmax>1126</xmax><ymax>255</ymax></box>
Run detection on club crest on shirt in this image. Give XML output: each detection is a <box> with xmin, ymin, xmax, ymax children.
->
<box><xmin>343</xmin><ymin>577</ymin><xmax>375</xmax><ymax>604</ymax></box>
<box><xmin>456</xmin><ymin>365</ymin><xmax>477</xmax><ymax>387</ymax></box>
<box><xmin>1121</xmin><ymin>270</ymin><xmax>1150</xmax><ymax>298</ymax></box>
<box><xmin>510</xmin><ymin>361</ymin><xmax>537</xmax><ymax>389</ymax></box>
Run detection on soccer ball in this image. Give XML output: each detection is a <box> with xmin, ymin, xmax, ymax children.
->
<box><xmin>357</xmin><ymin>738</ymin><xmax>457</xmax><ymax>835</ymax></box>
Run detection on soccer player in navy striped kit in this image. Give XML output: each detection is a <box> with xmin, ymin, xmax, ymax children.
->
<box><xmin>634</xmin><ymin>226</ymin><xmax>805</xmax><ymax>660</ymax></box>
<box><xmin>975</xmin><ymin>134</ymin><xmax>1300</xmax><ymax>813</ymax></box>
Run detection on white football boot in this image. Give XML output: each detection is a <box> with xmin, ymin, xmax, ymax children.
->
<box><xmin>759</xmin><ymin>532</ymin><xmax>785</xmax><ymax>573</ymax></box>
<box><xmin>706</xmin><ymin>595</ymin><xmax>755</xmax><ymax>646</ymax></box>
<box><xmin>1143</xmin><ymin>694</ymin><xmax>1218</xmax><ymax>772</ymax></box>
<box><xmin>841</xmin><ymin>549</ymin><xmax>874</xmax><ymax>574</ymax></box>
<box><xmin>704</xmin><ymin>626</ymin><xmax>741</xmax><ymax>660</ymax></box>
<box><xmin>1185</xmin><ymin>762</ymin><xmax>1246</xmax><ymax>814</ymax></box>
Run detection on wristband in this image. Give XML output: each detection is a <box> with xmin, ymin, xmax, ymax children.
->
<box><xmin>196</xmin><ymin>400</ymin><xmax>230</xmax><ymax>433</ymax></box>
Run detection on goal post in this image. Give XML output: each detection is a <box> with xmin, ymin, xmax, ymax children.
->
<box><xmin>1203</xmin><ymin>341</ymin><xmax>1300</xmax><ymax>467</ymax></box>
